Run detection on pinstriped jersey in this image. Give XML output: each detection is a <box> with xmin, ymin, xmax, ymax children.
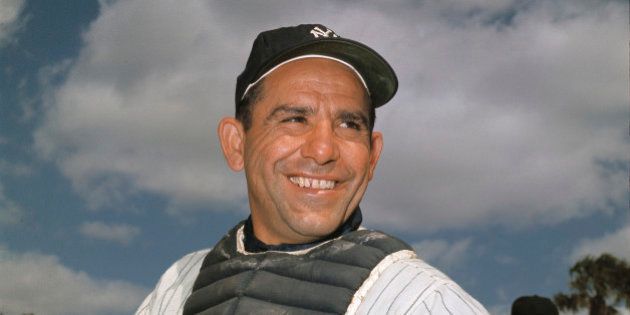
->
<box><xmin>135</xmin><ymin>226</ymin><xmax>489</xmax><ymax>315</ymax></box>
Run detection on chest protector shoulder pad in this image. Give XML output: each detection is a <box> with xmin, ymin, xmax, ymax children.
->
<box><xmin>183</xmin><ymin>223</ymin><xmax>412</xmax><ymax>315</ymax></box>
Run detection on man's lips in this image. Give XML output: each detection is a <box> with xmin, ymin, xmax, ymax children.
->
<box><xmin>288</xmin><ymin>176</ymin><xmax>337</xmax><ymax>190</ymax></box>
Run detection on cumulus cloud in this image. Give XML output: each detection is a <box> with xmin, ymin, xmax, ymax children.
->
<box><xmin>0</xmin><ymin>247</ymin><xmax>147</xmax><ymax>315</ymax></box>
<box><xmin>0</xmin><ymin>0</ymin><xmax>25</xmax><ymax>46</ymax></box>
<box><xmin>361</xmin><ymin>0</ymin><xmax>628</xmax><ymax>230</ymax></box>
<box><xmin>35</xmin><ymin>0</ymin><xmax>246</xmax><ymax>211</ymax></box>
<box><xmin>569</xmin><ymin>224</ymin><xmax>630</xmax><ymax>262</ymax></box>
<box><xmin>35</xmin><ymin>0</ymin><xmax>628</xmax><ymax>231</ymax></box>
<box><xmin>0</xmin><ymin>182</ymin><xmax>23</xmax><ymax>225</ymax></box>
<box><xmin>487</xmin><ymin>303</ymin><xmax>511</xmax><ymax>315</ymax></box>
<box><xmin>79</xmin><ymin>221</ymin><xmax>141</xmax><ymax>245</ymax></box>
<box><xmin>412</xmin><ymin>238</ymin><xmax>472</xmax><ymax>270</ymax></box>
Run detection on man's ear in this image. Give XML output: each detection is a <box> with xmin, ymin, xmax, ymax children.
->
<box><xmin>218</xmin><ymin>117</ymin><xmax>245</xmax><ymax>171</ymax></box>
<box><xmin>368</xmin><ymin>131</ymin><xmax>383</xmax><ymax>180</ymax></box>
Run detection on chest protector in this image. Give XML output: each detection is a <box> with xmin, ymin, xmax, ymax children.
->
<box><xmin>183</xmin><ymin>222</ymin><xmax>412</xmax><ymax>315</ymax></box>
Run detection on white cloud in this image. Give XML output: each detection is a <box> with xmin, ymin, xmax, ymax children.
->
<box><xmin>0</xmin><ymin>0</ymin><xmax>25</xmax><ymax>46</ymax></box>
<box><xmin>361</xmin><ymin>0</ymin><xmax>628</xmax><ymax>230</ymax></box>
<box><xmin>0</xmin><ymin>181</ymin><xmax>23</xmax><ymax>226</ymax></box>
<box><xmin>412</xmin><ymin>238</ymin><xmax>472</xmax><ymax>270</ymax></box>
<box><xmin>0</xmin><ymin>247</ymin><xmax>147</xmax><ymax>315</ymax></box>
<box><xmin>569</xmin><ymin>224</ymin><xmax>630</xmax><ymax>262</ymax></box>
<box><xmin>35</xmin><ymin>0</ymin><xmax>246</xmax><ymax>211</ymax></box>
<box><xmin>35</xmin><ymin>0</ymin><xmax>628</xmax><ymax>231</ymax></box>
<box><xmin>487</xmin><ymin>303</ymin><xmax>510</xmax><ymax>315</ymax></box>
<box><xmin>79</xmin><ymin>221</ymin><xmax>141</xmax><ymax>245</ymax></box>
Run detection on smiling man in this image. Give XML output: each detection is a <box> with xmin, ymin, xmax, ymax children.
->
<box><xmin>136</xmin><ymin>24</ymin><xmax>489</xmax><ymax>315</ymax></box>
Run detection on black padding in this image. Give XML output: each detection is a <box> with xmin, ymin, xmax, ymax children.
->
<box><xmin>183</xmin><ymin>223</ymin><xmax>411</xmax><ymax>315</ymax></box>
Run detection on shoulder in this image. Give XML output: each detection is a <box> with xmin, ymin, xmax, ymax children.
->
<box><xmin>344</xmin><ymin>228</ymin><xmax>413</xmax><ymax>252</ymax></box>
<box><xmin>349</xmin><ymin>250</ymin><xmax>489</xmax><ymax>315</ymax></box>
<box><xmin>134</xmin><ymin>249</ymin><xmax>211</xmax><ymax>315</ymax></box>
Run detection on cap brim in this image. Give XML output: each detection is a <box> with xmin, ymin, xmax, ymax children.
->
<box><xmin>253</xmin><ymin>38</ymin><xmax>398</xmax><ymax>108</ymax></box>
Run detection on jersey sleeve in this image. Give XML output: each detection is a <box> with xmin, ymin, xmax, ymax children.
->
<box><xmin>134</xmin><ymin>249</ymin><xmax>210</xmax><ymax>315</ymax></box>
<box><xmin>350</xmin><ymin>254</ymin><xmax>489</xmax><ymax>315</ymax></box>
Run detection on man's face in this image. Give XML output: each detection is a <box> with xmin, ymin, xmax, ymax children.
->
<box><xmin>235</xmin><ymin>58</ymin><xmax>383</xmax><ymax>245</ymax></box>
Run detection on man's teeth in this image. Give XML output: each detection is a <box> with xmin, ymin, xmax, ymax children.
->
<box><xmin>289</xmin><ymin>176</ymin><xmax>335</xmax><ymax>189</ymax></box>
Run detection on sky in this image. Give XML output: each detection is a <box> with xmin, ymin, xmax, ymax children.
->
<box><xmin>0</xmin><ymin>0</ymin><xmax>628</xmax><ymax>314</ymax></box>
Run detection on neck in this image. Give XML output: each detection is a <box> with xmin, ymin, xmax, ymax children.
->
<box><xmin>243</xmin><ymin>207</ymin><xmax>363</xmax><ymax>253</ymax></box>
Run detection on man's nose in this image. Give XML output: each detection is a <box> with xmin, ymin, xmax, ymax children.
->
<box><xmin>300</xmin><ymin>121</ymin><xmax>339</xmax><ymax>165</ymax></box>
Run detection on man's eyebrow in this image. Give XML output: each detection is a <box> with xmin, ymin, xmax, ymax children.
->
<box><xmin>266</xmin><ymin>104</ymin><xmax>315</xmax><ymax>120</ymax></box>
<box><xmin>338</xmin><ymin>110</ymin><xmax>369</xmax><ymax>127</ymax></box>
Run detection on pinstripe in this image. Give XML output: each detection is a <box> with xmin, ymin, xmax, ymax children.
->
<box><xmin>436</xmin><ymin>290</ymin><xmax>454</xmax><ymax>315</ymax></box>
<box><xmin>422</xmin><ymin>301</ymin><xmax>431</xmax><ymax>314</ymax></box>
<box><xmin>155</xmin><ymin>260</ymin><xmax>182</xmax><ymax>312</ymax></box>
<box><xmin>155</xmin><ymin>285</ymin><xmax>170</xmax><ymax>313</ymax></box>
<box><xmin>366</xmin><ymin>264</ymin><xmax>410</xmax><ymax>314</ymax></box>
<box><xmin>160</xmin><ymin>251</ymin><xmax>207</xmax><ymax>313</ymax></box>
<box><xmin>174</xmin><ymin>251</ymin><xmax>209</xmax><ymax>313</ymax></box>
<box><xmin>401</xmin><ymin>260</ymin><xmax>448</xmax><ymax>282</ymax></box>
<box><xmin>158</xmin><ymin>254</ymin><xmax>195</xmax><ymax>312</ymax></box>
<box><xmin>411</xmin><ymin>261</ymin><xmax>469</xmax><ymax>312</ymax></box>
<box><xmin>349</xmin><ymin>255</ymin><xmax>489</xmax><ymax>315</ymax></box>
<box><xmin>386</xmin><ymin>272</ymin><xmax>421</xmax><ymax>314</ymax></box>
<box><xmin>403</xmin><ymin>279</ymin><xmax>437</xmax><ymax>315</ymax></box>
<box><xmin>136</xmin><ymin>300</ymin><xmax>149</xmax><ymax>314</ymax></box>
<box><xmin>444</xmin><ymin>284</ymin><xmax>479</xmax><ymax>314</ymax></box>
<box><xmin>135</xmin><ymin>250</ymin><xmax>209</xmax><ymax>315</ymax></box>
<box><xmin>398</xmin><ymin>259</ymin><xmax>445</xmax><ymax>314</ymax></box>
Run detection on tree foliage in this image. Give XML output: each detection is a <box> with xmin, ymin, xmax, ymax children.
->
<box><xmin>554</xmin><ymin>253</ymin><xmax>630</xmax><ymax>315</ymax></box>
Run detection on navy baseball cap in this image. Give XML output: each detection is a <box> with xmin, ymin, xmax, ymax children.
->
<box><xmin>235</xmin><ymin>24</ymin><xmax>398</xmax><ymax>109</ymax></box>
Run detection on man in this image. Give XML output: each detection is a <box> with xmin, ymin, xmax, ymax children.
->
<box><xmin>136</xmin><ymin>24</ymin><xmax>489</xmax><ymax>315</ymax></box>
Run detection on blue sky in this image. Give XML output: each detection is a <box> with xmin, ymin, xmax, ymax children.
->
<box><xmin>0</xmin><ymin>0</ymin><xmax>628</xmax><ymax>314</ymax></box>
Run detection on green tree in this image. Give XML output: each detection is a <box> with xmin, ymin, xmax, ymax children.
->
<box><xmin>554</xmin><ymin>253</ymin><xmax>630</xmax><ymax>315</ymax></box>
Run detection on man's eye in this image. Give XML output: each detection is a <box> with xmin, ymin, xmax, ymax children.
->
<box><xmin>340</xmin><ymin>121</ymin><xmax>361</xmax><ymax>130</ymax></box>
<box><xmin>281</xmin><ymin>116</ymin><xmax>307</xmax><ymax>123</ymax></box>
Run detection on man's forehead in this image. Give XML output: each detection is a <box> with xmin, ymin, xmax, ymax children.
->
<box><xmin>260</xmin><ymin>65</ymin><xmax>371</xmax><ymax>116</ymax></box>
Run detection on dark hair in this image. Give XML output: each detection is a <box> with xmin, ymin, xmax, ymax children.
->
<box><xmin>236</xmin><ymin>78</ymin><xmax>376</xmax><ymax>133</ymax></box>
<box><xmin>366</xmin><ymin>95</ymin><xmax>376</xmax><ymax>133</ymax></box>
<box><xmin>236</xmin><ymin>78</ymin><xmax>266</xmax><ymax>131</ymax></box>
<box><xmin>511</xmin><ymin>296</ymin><xmax>558</xmax><ymax>315</ymax></box>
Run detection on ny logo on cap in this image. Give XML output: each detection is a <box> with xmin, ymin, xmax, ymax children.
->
<box><xmin>310</xmin><ymin>26</ymin><xmax>339</xmax><ymax>38</ymax></box>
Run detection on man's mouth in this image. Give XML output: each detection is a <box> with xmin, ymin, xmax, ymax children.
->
<box><xmin>289</xmin><ymin>176</ymin><xmax>336</xmax><ymax>190</ymax></box>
